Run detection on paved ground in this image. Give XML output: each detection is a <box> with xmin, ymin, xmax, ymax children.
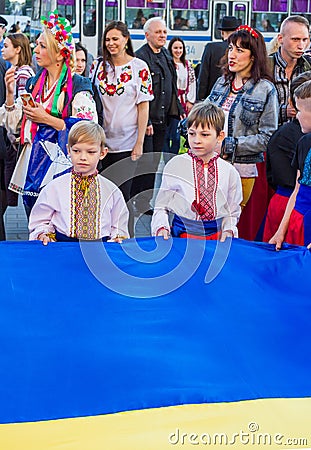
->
<box><xmin>4</xmin><ymin>199</ymin><xmax>29</xmax><ymax>241</ymax></box>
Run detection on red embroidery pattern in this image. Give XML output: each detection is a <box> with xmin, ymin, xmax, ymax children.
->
<box><xmin>70</xmin><ymin>171</ymin><xmax>101</xmax><ymax>239</ymax></box>
<box><xmin>139</xmin><ymin>68</ymin><xmax>153</xmax><ymax>95</ymax></box>
<box><xmin>189</xmin><ymin>151</ymin><xmax>219</xmax><ymax>221</ymax></box>
<box><xmin>98</xmin><ymin>64</ymin><xmax>133</xmax><ymax>97</ymax></box>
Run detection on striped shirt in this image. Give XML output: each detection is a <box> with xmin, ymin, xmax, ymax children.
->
<box><xmin>270</xmin><ymin>49</ymin><xmax>311</xmax><ymax>126</ymax></box>
<box><xmin>14</xmin><ymin>65</ymin><xmax>35</xmax><ymax>99</ymax></box>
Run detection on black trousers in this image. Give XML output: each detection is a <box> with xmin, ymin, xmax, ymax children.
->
<box><xmin>130</xmin><ymin>123</ymin><xmax>166</xmax><ymax>209</ymax></box>
<box><xmin>99</xmin><ymin>151</ymin><xmax>137</xmax><ymax>204</ymax></box>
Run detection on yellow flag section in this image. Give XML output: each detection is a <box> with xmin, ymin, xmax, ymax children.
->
<box><xmin>1</xmin><ymin>398</ymin><xmax>310</xmax><ymax>449</ymax></box>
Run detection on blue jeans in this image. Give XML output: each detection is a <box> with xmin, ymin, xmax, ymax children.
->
<box><xmin>163</xmin><ymin>117</ymin><xmax>180</xmax><ymax>162</ymax></box>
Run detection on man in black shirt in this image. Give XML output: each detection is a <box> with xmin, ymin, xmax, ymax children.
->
<box><xmin>131</xmin><ymin>17</ymin><xmax>183</xmax><ymax>215</ymax></box>
<box><xmin>197</xmin><ymin>16</ymin><xmax>239</xmax><ymax>100</ymax></box>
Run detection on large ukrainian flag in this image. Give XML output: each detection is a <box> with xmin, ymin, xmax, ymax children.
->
<box><xmin>0</xmin><ymin>238</ymin><xmax>310</xmax><ymax>449</ymax></box>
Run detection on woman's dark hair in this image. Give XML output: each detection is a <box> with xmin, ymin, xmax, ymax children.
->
<box><xmin>6</xmin><ymin>33</ymin><xmax>32</xmax><ymax>67</ymax></box>
<box><xmin>75</xmin><ymin>42</ymin><xmax>88</xmax><ymax>59</ymax></box>
<box><xmin>168</xmin><ymin>37</ymin><xmax>186</xmax><ymax>67</ymax></box>
<box><xmin>221</xmin><ymin>28</ymin><xmax>271</xmax><ymax>84</ymax></box>
<box><xmin>75</xmin><ymin>42</ymin><xmax>88</xmax><ymax>76</ymax></box>
<box><xmin>102</xmin><ymin>21</ymin><xmax>135</xmax><ymax>77</ymax></box>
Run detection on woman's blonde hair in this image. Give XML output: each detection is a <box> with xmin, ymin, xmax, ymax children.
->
<box><xmin>42</xmin><ymin>29</ymin><xmax>76</xmax><ymax>113</ymax></box>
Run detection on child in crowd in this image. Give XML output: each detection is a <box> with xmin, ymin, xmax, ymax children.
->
<box><xmin>263</xmin><ymin>71</ymin><xmax>311</xmax><ymax>242</ymax></box>
<box><xmin>29</xmin><ymin>121</ymin><xmax>129</xmax><ymax>244</ymax></box>
<box><xmin>151</xmin><ymin>102</ymin><xmax>242</xmax><ymax>240</ymax></box>
<box><xmin>270</xmin><ymin>80</ymin><xmax>311</xmax><ymax>249</ymax></box>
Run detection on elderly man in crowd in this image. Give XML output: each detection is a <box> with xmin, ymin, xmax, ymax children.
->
<box><xmin>131</xmin><ymin>17</ymin><xmax>183</xmax><ymax>215</ymax></box>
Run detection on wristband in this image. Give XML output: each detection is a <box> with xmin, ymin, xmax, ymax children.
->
<box><xmin>5</xmin><ymin>102</ymin><xmax>15</xmax><ymax>111</ymax></box>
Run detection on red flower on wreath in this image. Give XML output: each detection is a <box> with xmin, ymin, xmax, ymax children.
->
<box><xmin>148</xmin><ymin>84</ymin><xmax>153</xmax><ymax>95</ymax></box>
<box><xmin>60</xmin><ymin>47</ymin><xmax>70</xmax><ymax>59</ymax></box>
<box><xmin>120</xmin><ymin>72</ymin><xmax>131</xmax><ymax>83</ymax></box>
<box><xmin>139</xmin><ymin>69</ymin><xmax>149</xmax><ymax>82</ymax></box>
<box><xmin>106</xmin><ymin>84</ymin><xmax>117</xmax><ymax>96</ymax></box>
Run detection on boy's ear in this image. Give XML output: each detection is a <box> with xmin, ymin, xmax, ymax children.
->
<box><xmin>99</xmin><ymin>146</ymin><xmax>108</xmax><ymax>160</ymax></box>
<box><xmin>218</xmin><ymin>130</ymin><xmax>225</xmax><ymax>143</ymax></box>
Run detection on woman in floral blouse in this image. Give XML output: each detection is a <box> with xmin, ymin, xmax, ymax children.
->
<box><xmin>90</xmin><ymin>21</ymin><xmax>153</xmax><ymax>208</ymax></box>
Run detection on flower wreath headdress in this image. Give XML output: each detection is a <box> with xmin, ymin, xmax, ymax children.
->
<box><xmin>33</xmin><ymin>10</ymin><xmax>74</xmax><ymax>119</ymax></box>
<box><xmin>41</xmin><ymin>9</ymin><xmax>74</xmax><ymax>60</ymax></box>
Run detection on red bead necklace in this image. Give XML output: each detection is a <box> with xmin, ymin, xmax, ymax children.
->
<box><xmin>41</xmin><ymin>77</ymin><xmax>58</xmax><ymax>103</ymax></box>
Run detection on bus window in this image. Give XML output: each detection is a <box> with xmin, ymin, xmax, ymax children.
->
<box><xmin>83</xmin><ymin>0</ymin><xmax>96</xmax><ymax>36</ymax></box>
<box><xmin>169</xmin><ymin>0</ymin><xmax>208</xmax><ymax>31</ymax></box>
<box><xmin>252</xmin><ymin>12</ymin><xmax>286</xmax><ymax>32</ymax></box>
<box><xmin>214</xmin><ymin>3</ymin><xmax>228</xmax><ymax>39</ymax></box>
<box><xmin>106</xmin><ymin>0</ymin><xmax>119</xmax><ymax>26</ymax></box>
<box><xmin>32</xmin><ymin>0</ymin><xmax>41</xmax><ymax>21</ymax></box>
<box><xmin>57</xmin><ymin>0</ymin><xmax>76</xmax><ymax>27</ymax></box>
<box><xmin>32</xmin><ymin>0</ymin><xmax>54</xmax><ymax>21</ymax></box>
<box><xmin>233</xmin><ymin>3</ymin><xmax>246</xmax><ymax>26</ymax></box>
<box><xmin>126</xmin><ymin>1</ymin><xmax>166</xmax><ymax>29</ymax></box>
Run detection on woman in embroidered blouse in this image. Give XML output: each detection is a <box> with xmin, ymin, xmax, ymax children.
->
<box><xmin>89</xmin><ymin>21</ymin><xmax>153</xmax><ymax>206</ymax></box>
<box><xmin>1</xmin><ymin>10</ymin><xmax>97</xmax><ymax>216</ymax></box>
<box><xmin>163</xmin><ymin>37</ymin><xmax>196</xmax><ymax>160</ymax></box>
<box><xmin>1</xmin><ymin>32</ymin><xmax>35</xmax><ymax>208</ymax></box>
<box><xmin>207</xmin><ymin>25</ymin><xmax>278</xmax><ymax>209</ymax></box>
<box><xmin>1</xmin><ymin>33</ymin><xmax>35</xmax><ymax>97</ymax></box>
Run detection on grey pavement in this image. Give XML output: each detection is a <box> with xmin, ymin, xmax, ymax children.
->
<box><xmin>4</xmin><ymin>198</ymin><xmax>29</xmax><ymax>241</ymax></box>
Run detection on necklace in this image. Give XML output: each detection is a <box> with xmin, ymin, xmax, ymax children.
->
<box><xmin>231</xmin><ymin>78</ymin><xmax>246</xmax><ymax>94</ymax></box>
<box><xmin>41</xmin><ymin>77</ymin><xmax>58</xmax><ymax>103</ymax></box>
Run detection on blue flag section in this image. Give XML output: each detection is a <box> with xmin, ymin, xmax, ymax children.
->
<box><xmin>0</xmin><ymin>238</ymin><xmax>310</xmax><ymax>449</ymax></box>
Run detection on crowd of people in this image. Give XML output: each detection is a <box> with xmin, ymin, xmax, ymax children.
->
<box><xmin>0</xmin><ymin>11</ymin><xmax>311</xmax><ymax>251</ymax></box>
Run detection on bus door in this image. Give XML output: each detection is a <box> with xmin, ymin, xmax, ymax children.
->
<box><xmin>210</xmin><ymin>1</ymin><xmax>250</xmax><ymax>41</ymax></box>
<box><xmin>80</xmin><ymin>0</ymin><xmax>120</xmax><ymax>57</ymax></box>
<box><xmin>231</xmin><ymin>2</ymin><xmax>250</xmax><ymax>27</ymax></box>
<box><xmin>79</xmin><ymin>0</ymin><xmax>99</xmax><ymax>56</ymax></box>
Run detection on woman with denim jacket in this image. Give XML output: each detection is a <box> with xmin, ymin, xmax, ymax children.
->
<box><xmin>207</xmin><ymin>26</ymin><xmax>278</xmax><ymax>208</ymax></box>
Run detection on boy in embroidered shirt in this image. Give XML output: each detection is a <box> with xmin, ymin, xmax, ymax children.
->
<box><xmin>29</xmin><ymin>121</ymin><xmax>129</xmax><ymax>245</ymax></box>
<box><xmin>151</xmin><ymin>102</ymin><xmax>242</xmax><ymax>240</ymax></box>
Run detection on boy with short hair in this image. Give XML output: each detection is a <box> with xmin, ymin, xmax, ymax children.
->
<box><xmin>270</xmin><ymin>80</ymin><xmax>311</xmax><ymax>249</ymax></box>
<box><xmin>29</xmin><ymin>121</ymin><xmax>129</xmax><ymax>244</ymax></box>
<box><xmin>151</xmin><ymin>102</ymin><xmax>242</xmax><ymax>241</ymax></box>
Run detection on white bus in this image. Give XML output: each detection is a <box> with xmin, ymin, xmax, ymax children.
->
<box><xmin>30</xmin><ymin>0</ymin><xmax>311</xmax><ymax>61</ymax></box>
